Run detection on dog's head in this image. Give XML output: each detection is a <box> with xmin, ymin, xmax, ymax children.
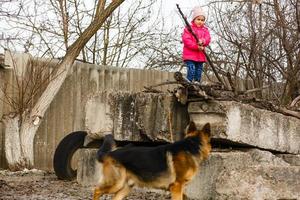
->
<box><xmin>185</xmin><ymin>121</ymin><xmax>211</xmax><ymax>142</ymax></box>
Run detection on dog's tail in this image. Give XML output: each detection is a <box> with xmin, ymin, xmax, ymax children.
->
<box><xmin>97</xmin><ymin>134</ymin><xmax>116</xmax><ymax>162</ymax></box>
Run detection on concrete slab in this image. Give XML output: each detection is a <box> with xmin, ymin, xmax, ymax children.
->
<box><xmin>189</xmin><ymin>101</ymin><xmax>300</xmax><ymax>154</ymax></box>
<box><xmin>186</xmin><ymin>149</ymin><xmax>299</xmax><ymax>200</ymax></box>
<box><xmin>213</xmin><ymin>166</ymin><xmax>300</xmax><ymax>200</ymax></box>
<box><xmin>85</xmin><ymin>92</ymin><xmax>189</xmax><ymax>142</ymax></box>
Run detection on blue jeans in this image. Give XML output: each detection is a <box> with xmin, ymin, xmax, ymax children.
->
<box><xmin>185</xmin><ymin>60</ymin><xmax>204</xmax><ymax>82</ymax></box>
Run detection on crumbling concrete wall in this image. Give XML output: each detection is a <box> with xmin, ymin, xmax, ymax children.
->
<box><xmin>78</xmin><ymin>92</ymin><xmax>300</xmax><ymax>199</ymax></box>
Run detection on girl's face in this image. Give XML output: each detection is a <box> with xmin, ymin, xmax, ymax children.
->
<box><xmin>194</xmin><ymin>15</ymin><xmax>205</xmax><ymax>27</ymax></box>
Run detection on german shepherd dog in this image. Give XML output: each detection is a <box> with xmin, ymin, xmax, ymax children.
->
<box><xmin>93</xmin><ymin>121</ymin><xmax>211</xmax><ymax>200</ymax></box>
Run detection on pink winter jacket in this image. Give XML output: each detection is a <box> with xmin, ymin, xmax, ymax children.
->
<box><xmin>182</xmin><ymin>22</ymin><xmax>211</xmax><ymax>62</ymax></box>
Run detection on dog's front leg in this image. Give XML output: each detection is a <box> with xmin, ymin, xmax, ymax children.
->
<box><xmin>170</xmin><ymin>182</ymin><xmax>184</xmax><ymax>200</ymax></box>
<box><xmin>112</xmin><ymin>184</ymin><xmax>131</xmax><ymax>200</ymax></box>
<box><xmin>93</xmin><ymin>187</ymin><xmax>104</xmax><ymax>200</ymax></box>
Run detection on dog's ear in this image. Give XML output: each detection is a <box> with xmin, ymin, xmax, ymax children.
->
<box><xmin>201</xmin><ymin>123</ymin><xmax>211</xmax><ymax>137</ymax></box>
<box><xmin>186</xmin><ymin>121</ymin><xmax>197</xmax><ymax>134</ymax></box>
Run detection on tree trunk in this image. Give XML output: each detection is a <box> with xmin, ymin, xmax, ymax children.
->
<box><xmin>3</xmin><ymin>113</ymin><xmax>39</xmax><ymax>171</ymax></box>
<box><xmin>4</xmin><ymin>116</ymin><xmax>23</xmax><ymax>171</ymax></box>
<box><xmin>3</xmin><ymin>0</ymin><xmax>125</xmax><ymax>170</ymax></box>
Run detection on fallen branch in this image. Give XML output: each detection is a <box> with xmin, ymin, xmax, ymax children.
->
<box><xmin>290</xmin><ymin>95</ymin><xmax>300</xmax><ymax>107</ymax></box>
<box><xmin>145</xmin><ymin>81</ymin><xmax>180</xmax><ymax>88</ymax></box>
<box><xmin>242</xmin><ymin>86</ymin><xmax>269</xmax><ymax>95</ymax></box>
<box><xmin>143</xmin><ymin>72</ymin><xmax>300</xmax><ymax>120</ymax></box>
<box><xmin>143</xmin><ymin>87</ymin><xmax>162</xmax><ymax>93</ymax></box>
<box><xmin>143</xmin><ymin>80</ymin><xmax>180</xmax><ymax>93</ymax></box>
<box><xmin>276</xmin><ymin>107</ymin><xmax>300</xmax><ymax>119</ymax></box>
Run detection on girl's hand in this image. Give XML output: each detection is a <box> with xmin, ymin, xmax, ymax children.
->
<box><xmin>198</xmin><ymin>38</ymin><xmax>206</xmax><ymax>45</ymax></box>
<box><xmin>197</xmin><ymin>39</ymin><xmax>203</xmax><ymax>46</ymax></box>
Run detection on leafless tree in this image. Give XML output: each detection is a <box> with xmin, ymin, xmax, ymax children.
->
<box><xmin>1</xmin><ymin>0</ymin><xmax>173</xmax><ymax>69</ymax></box>
<box><xmin>207</xmin><ymin>0</ymin><xmax>300</xmax><ymax>105</ymax></box>
<box><xmin>0</xmin><ymin>0</ymin><xmax>125</xmax><ymax>171</ymax></box>
<box><xmin>139</xmin><ymin>26</ymin><xmax>182</xmax><ymax>71</ymax></box>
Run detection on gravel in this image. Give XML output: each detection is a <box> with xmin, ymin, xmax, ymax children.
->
<box><xmin>0</xmin><ymin>169</ymin><xmax>173</xmax><ymax>200</ymax></box>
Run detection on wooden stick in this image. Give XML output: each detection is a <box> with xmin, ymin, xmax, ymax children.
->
<box><xmin>243</xmin><ymin>86</ymin><xmax>269</xmax><ymax>94</ymax></box>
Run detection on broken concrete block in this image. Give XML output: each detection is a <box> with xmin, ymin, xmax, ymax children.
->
<box><xmin>188</xmin><ymin>101</ymin><xmax>300</xmax><ymax>154</ymax></box>
<box><xmin>85</xmin><ymin>91</ymin><xmax>113</xmax><ymax>138</ymax></box>
<box><xmin>77</xmin><ymin>148</ymin><xmax>101</xmax><ymax>186</ymax></box>
<box><xmin>85</xmin><ymin>91</ymin><xmax>189</xmax><ymax>142</ymax></box>
<box><xmin>213</xmin><ymin>166</ymin><xmax>300</xmax><ymax>200</ymax></box>
<box><xmin>186</xmin><ymin>149</ymin><xmax>299</xmax><ymax>200</ymax></box>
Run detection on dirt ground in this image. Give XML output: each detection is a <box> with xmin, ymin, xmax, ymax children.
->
<box><xmin>0</xmin><ymin>169</ymin><xmax>173</xmax><ymax>200</ymax></box>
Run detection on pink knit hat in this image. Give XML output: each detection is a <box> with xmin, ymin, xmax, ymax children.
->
<box><xmin>192</xmin><ymin>6</ymin><xmax>206</xmax><ymax>20</ymax></box>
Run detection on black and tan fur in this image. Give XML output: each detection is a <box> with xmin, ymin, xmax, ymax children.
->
<box><xmin>93</xmin><ymin>121</ymin><xmax>212</xmax><ymax>200</ymax></box>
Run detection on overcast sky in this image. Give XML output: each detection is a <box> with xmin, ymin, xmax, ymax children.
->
<box><xmin>161</xmin><ymin>0</ymin><xmax>206</xmax><ymax>17</ymax></box>
<box><xmin>0</xmin><ymin>0</ymin><xmax>209</xmax><ymax>54</ymax></box>
<box><xmin>159</xmin><ymin>0</ymin><xmax>208</xmax><ymax>27</ymax></box>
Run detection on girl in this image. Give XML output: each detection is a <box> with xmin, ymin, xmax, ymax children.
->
<box><xmin>182</xmin><ymin>6</ymin><xmax>211</xmax><ymax>83</ymax></box>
